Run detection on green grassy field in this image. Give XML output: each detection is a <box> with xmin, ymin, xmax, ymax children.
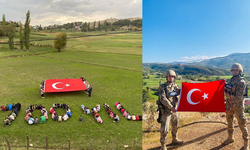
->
<box><xmin>209</xmin><ymin>75</ymin><xmax>231</xmax><ymax>80</ymax></box>
<box><xmin>0</xmin><ymin>31</ymin><xmax>142</xmax><ymax>58</ymax></box>
<box><xmin>0</xmin><ymin>31</ymin><xmax>142</xmax><ymax>149</ymax></box>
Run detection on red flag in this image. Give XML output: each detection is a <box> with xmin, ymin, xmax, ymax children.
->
<box><xmin>177</xmin><ymin>80</ymin><xmax>225</xmax><ymax>112</ymax></box>
<box><xmin>44</xmin><ymin>79</ymin><xmax>87</xmax><ymax>93</ymax></box>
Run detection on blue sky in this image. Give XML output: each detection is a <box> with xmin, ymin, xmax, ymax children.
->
<box><xmin>143</xmin><ymin>0</ymin><xmax>250</xmax><ymax>63</ymax></box>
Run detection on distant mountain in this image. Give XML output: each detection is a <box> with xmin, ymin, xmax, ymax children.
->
<box><xmin>143</xmin><ymin>63</ymin><xmax>231</xmax><ymax>76</ymax></box>
<box><xmin>190</xmin><ymin>53</ymin><xmax>250</xmax><ymax>74</ymax></box>
<box><xmin>144</xmin><ymin>53</ymin><xmax>250</xmax><ymax>76</ymax></box>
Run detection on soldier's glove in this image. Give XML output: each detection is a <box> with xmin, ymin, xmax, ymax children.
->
<box><xmin>171</xmin><ymin>107</ymin><xmax>177</xmax><ymax>113</ymax></box>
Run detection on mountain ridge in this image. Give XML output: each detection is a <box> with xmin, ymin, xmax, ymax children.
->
<box><xmin>189</xmin><ymin>53</ymin><xmax>250</xmax><ymax>74</ymax></box>
<box><xmin>143</xmin><ymin>63</ymin><xmax>231</xmax><ymax>76</ymax></box>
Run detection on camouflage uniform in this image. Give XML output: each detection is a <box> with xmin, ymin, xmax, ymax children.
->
<box><xmin>158</xmin><ymin>82</ymin><xmax>180</xmax><ymax>146</ymax></box>
<box><xmin>226</xmin><ymin>76</ymin><xmax>249</xmax><ymax>142</ymax></box>
<box><xmin>40</xmin><ymin>84</ymin><xmax>44</xmax><ymax>98</ymax></box>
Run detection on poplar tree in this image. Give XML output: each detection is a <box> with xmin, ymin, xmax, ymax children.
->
<box><xmin>8</xmin><ymin>31</ymin><xmax>14</xmax><ymax>56</ymax></box>
<box><xmin>24</xmin><ymin>10</ymin><xmax>31</xmax><ymax>53</ymax></box>
<box><xmin>19</xmin><ymin>21</ymin><xmax>24</xmax><ymax>56</ymax></box>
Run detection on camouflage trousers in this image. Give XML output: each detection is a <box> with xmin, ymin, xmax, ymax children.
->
<box><xmin>160</xmin><ymin>112</ymin><xmax>178</xmax><ymax>144</ymax></box>
<box><xmin>226</xmin><ymin>107</ymin><xmax>249</xmax><ymax>141</ymax></box>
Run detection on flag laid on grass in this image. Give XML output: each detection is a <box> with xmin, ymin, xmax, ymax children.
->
<box><xmin>177</xmin><ymin>80</ymin><xmax>225</xmax><ymax>112</ymax></box>
<box><xmin>44</xmin><ymin>79</ymin><xmax>87</xmax><ymax>93</ymax></box>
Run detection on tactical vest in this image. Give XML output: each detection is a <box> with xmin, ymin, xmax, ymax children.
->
<box><xmin>158</xmin><ymin>83</ymin><xmax>178</xmax><ymax>106</ymax></box>
<box><xmin>226</xmin><ymin>76</ymin><xmax>246</xmax><ymax>107</ymax></box>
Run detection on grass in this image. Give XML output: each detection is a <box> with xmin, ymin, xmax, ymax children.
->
<box><xmin>209</xmin><ymin>75</ymin><xmax>231</xmax><ymax>80</ymax></box>
<box><xmin>41</xmin><ymin>51</ymin><xmax>142</xmax><ymax>71</ymax></box>
<box><xmin>0</xmin><ymin>31</ymin><xmax>142</xmax><ymax>58</ymax></box>
<box><xmin>0</xmin><ymin>31</ymin><xmax>142</xmax><ymax>149</ymax></box>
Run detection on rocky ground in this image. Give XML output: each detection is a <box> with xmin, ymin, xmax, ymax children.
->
<box><xmin>143</xmin><ymin>113</ymin><xmax>250</xmax><ymax>150</ymax></box>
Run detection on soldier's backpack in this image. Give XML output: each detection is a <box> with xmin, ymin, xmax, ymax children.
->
<box><xmin>157</xmin><ymin>84</ymin><xmax>166</xmax><ymax>123</ymax></box>
<box><xmin>241</xmin><ymin>77</ymin><xmax>248</xmax><ymax>96</ymax></box>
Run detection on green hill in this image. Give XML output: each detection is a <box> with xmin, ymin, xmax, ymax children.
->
<box><xmin>143</xmin><ymin>63</ymin><xmax>231</xmax><ymax>76</ymax></box>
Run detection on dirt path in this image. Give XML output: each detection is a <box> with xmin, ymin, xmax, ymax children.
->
<box><xmin>144</xmin><ymin>116</ymin><xmax>250</xmax><ymax>150</ymax></box>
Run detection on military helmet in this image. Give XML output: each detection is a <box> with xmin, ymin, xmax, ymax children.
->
<box><xmin>165</xmin><ymin>70</ymin><xmax>176</xmax><ymax>78</ymax></box>
<box><xmin>231</xmin><ymin>63</ymin><xmax>243</xmax><ymax>72</ymax></box>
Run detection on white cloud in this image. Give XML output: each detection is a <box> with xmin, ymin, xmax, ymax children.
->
<box><xmin>180</xmin><ymin>55</ymin><xmax>225</xmax><ymax>63</ymax></box>
<box><xmin>55</xmin><ymin>16</ymin><xmax>68</xmax><ymax>22</ymax></box>
<box><xmin>52</xmin><ymin>0</ymin><xmax>61</xmax><ymax>3</ymax></box>
<box><xmin>0</xmin><ymin>0</ymin><xmax>142</xmax><ymax>26</ymax></box>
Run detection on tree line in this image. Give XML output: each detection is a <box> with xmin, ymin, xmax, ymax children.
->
<box><xmin>45</xmin><ymin>19</ymin><xmax>142</xmax><ymax>32</ymax></box>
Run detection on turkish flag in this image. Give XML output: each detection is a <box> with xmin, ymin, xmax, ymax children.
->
<box><xmin>177</xmin><ymin>80</ymin><xmax>225</xmax><ymax>112</ymax></box>
<box><xmin>44</xmin><ymin>79</ymin><xmax>87</xmax><ymax>93</ymax></box>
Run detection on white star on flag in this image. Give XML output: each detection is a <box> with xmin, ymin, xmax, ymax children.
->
<box><xmin>65</xmin><ymin>84</ymin><xmax>70</xmax><ymax>87</ymax></box>
<box><xmin>202</xmin><ymin>93</ymin><xmax>208</xmax><ymax>100</ymax></box>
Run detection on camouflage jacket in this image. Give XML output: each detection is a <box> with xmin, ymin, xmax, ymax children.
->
<box><xmin>158</xmin><ymin>82</ymin><xmax>179</xmax><ymax>110</ymax></box>
<box><xmin>226</xmin><ymin>76</ymin><xmax>246</xmax><ymax>108</ymax></box>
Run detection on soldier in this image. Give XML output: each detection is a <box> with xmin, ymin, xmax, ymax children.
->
<box><xmin>157</xmin><ymin>70</ymin><xmax>183</xmax><ymax>150</ymax></box>
<box><xmin>40</xmin><ymin>81</ymin><xmax>45</xmax><ymax>98</ymax></box>
<box><xmin>224</xmin><ymin>63</ymin><xmax>249</xmax><ymax>150</ymax></box>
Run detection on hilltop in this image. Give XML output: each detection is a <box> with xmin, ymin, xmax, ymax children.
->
<box><xmin>143</xmin><ymin>63</ymin><xmax>231</xmax><ymax>76</ymax></box>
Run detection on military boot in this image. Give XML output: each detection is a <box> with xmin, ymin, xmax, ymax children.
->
<box><xmin>223</xmin><ymin>135</ymin><xmax>235</xmax><ymax>145</ymax></box>
<box><xmin>244</xmin><ymin>140</ymin><xmax>249</xmax><ymax>150</ymax></box>
<box><xmin>172</xmin><ymin>137</ymin><xmax>183</xmax><ymax>145</ymax></box>
<box><xmin>161</xmin><ymin>143</ymin><xmax>167</xmax><ymax>150</ymax></box>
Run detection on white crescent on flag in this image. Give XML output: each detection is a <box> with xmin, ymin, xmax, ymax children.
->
<box><xmin>186</xmin><ymin>89</ymin><xmax>210</xmax><ymax>105</ymax></box>
<box><xmin>187</xmin><ymin>89</ymin><xmax>201</xmax><ymax>105</ymax></box>
<box><xmin>52</xmin><ymin>82</ymin><xmax>64</xmax><ymax>90</ymax></box>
